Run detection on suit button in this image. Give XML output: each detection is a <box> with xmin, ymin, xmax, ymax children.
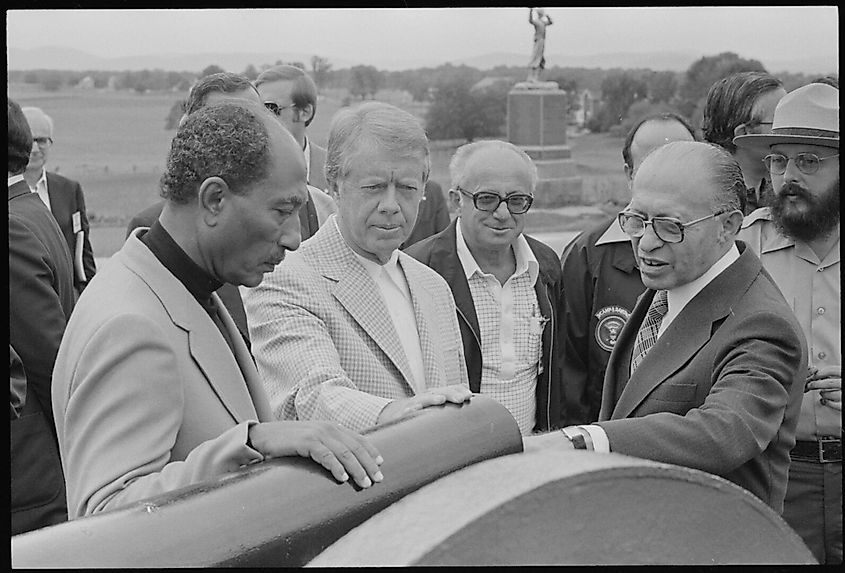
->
<box><xmin>817</xmin><ymin>307</ymin><xmax>825</xmax><ymax>315</ymax></box>
<box><xmin>818</xmin><ymin>351</ymin><xmax>827</xmax><ymax>360</ymax></box>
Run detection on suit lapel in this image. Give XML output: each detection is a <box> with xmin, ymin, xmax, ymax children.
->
<box><xmin>45</xmin><ymin>173</ymin><xmax>70</xmax><ymax>226</ymax></box>
<box><xmin>122</xmin><ymin>233</ymin><xmax>259</xmax><ymax>424</ymax></box>
<box><xmin>310</xmin><ymin>220</ymin><xmax>417</xmax><ymax>393</ymax></box>
<box><xmin>400</xmin><ymin>255</ymin><xmax>440</xmax><ymax>394</ymax></box>
<box><xmin>610</xmin><ymin>245</ymin><xmax>761</xmax><ymax>419</ymax></box>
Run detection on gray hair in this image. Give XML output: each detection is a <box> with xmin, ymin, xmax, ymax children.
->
<box><xmin>21</xmin><ymin>106</ymin><xmax>54</xmax><ymax>137</ymax></box>
<box><xmin>325</xmin><ymin>101</ymin><xmax>430</xmax><ymax>193</ymax></box>
<box><xmin>449</xmin><ymin>140</ymin><xmax>539</xmax><ymax>192</ymax></box>
<box><xmin>638</xmin><ymin>140</ymin><xmax>744</xmax><ymax>212</ymax></box>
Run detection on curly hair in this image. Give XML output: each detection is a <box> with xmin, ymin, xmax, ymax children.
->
<box><xmin>702</xmin><ymin>71</ymin><xmax>783</xmax><ymax>154</ymax></box>
<box><xmin>160</xmin><ymin>102</ymin><xmax>272</xmax><ymax>204</ymax></box>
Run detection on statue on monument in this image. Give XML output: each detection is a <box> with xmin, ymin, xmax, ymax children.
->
<box><xmin>528</xmin><ymin>7</ymin><xmax>553</xmax><ymax>82</ymax></box>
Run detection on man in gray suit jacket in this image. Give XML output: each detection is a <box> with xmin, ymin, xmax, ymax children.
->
<box><xmin>52</xmin><ymin>101</ymin><xmax>384</xmax><ymax>520</ymax></box>
<box><xmin>526</xmin><ymin>141</ymin><xmax>806</xmax><ymax>513</ymax></box>
<box><xmin>244</xmin><ymin>102</ymin><xmax>471</xmax><ymax>432</ymax></box>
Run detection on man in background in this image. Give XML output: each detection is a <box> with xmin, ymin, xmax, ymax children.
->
<box><xmin>255</xmin><ymin>64</ymin><xmax>336</xmax><ymax>239</ymax></box>
<box><xmin>126</xmin><ymin>71</ymin><xmax>263</xmax><ymax>345</ymax></box>
<box><xmin>23</xmin><ymin>106</ymin><xmax>96</xmax><ymax>294</ymax></box>
<box><xmin>9</xmin><ymin>99</ymin><xmax>75</xmax><ymax>534</ymax></box>
<box><xmin>558</xmin><ymin>112</ymin><xmax>695</xmax><ymax>425</ymax></box>
<box><xmin>527</xmin><ymin>141</ymin><xmax>806</xmax><ymax>514</ymax></box>
<box><xmin>52</xmin><ymin>100</ymin><xmax>384</xmax><ymax>520</ymax></box>
<box><xmin>244</xmin><ymin>101</ymin><xmax>470</xmax><ymax>432</ymax></box>
<box><xmin>736</xmin><ymin>82</ymin><xmax>841</xmax><ymax>564</ymax></box>
<box><xmin>702</xmin><ymin>71</ymin><xmax>787</xmax><ymax>214</ymax></box>
<box><xmin>406</xmin><ymin>140</ymin><xmax>562</xmax><ymax>436</ymax></box>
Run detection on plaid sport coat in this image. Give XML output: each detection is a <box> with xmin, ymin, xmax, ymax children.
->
<box><xmin>243</xmin><ymin>216</ymin><xmax>469</xmax><ymax>431</ymax></box>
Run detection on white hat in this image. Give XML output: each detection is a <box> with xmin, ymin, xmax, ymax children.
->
<box><xmin>733</xmin><ymin>83</ymin><xmax>838</xmax><ymax>150</ymax></box>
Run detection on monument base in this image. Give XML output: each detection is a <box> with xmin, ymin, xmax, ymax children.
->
<box><xmin>507</xmin><ymin>84</ymin><xmax>582</xmax><ymax>208</ymax></box>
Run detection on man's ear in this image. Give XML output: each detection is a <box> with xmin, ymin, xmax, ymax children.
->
<box><xmin>296</xmin><ymin>103</ymin><xmax>315</xmax><ymax>125</ymax></box>
<box><xmin>197</xmin><ymin>176</ymin><xmax>229</xmax><ymax>226</ymax></box>
<box><xmin>623</xmin><ymin>162</ymin><xmax>634</xmax><ymax>187</ymax></box>
<box><xmin>448</xmin><ymin>188</ymin><xmax>462</xmax><ymax>213</ymax></box>
<box><xmin>721</xmin><ymin>209</ymin><xmax>745</xmax><ymax>242</ymax></box>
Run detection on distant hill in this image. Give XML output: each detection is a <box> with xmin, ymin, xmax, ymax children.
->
<box><xmin>6</xmin><ymin>46</ymin><xmax>356</xmax><ymax>73</ymax></box>
<box><xmin>8</xmin><ymin>46</ymin><xmax>838</xmax><ymax>76</ymax></box>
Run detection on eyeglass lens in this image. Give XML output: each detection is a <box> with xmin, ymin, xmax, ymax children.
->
<box><xmin>764</xmin><ymin>153</ymin><xmax>837</xmax><ymax>175</ymax></box>
<box><xmin>475</xmin><ymin>192</ymin><xmax>533</xmax><ymax>214</ymax></box>
<box><xmin>619</xmin><ymin>213</ymin><xmax>683</xmax><ymax>243</ymax></box>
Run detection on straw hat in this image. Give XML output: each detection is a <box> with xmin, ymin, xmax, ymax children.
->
<box><xmin>733</xmin><ymin>83</ymin><xmax>838</xmax><ymax>151</ymax></box>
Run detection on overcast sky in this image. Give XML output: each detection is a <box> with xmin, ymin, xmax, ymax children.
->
<box><xmin>7</xmin><ymin>7</ymin><xmax>839</xmax><ymax>69</ymax></box>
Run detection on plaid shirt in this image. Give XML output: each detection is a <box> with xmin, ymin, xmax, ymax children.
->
<box><xmin>456</xmin><ymin>223</ymin><xmax>542</xmax><ymax>435</ymax></box>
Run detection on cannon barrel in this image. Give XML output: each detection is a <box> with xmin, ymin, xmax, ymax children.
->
<box><xmin>311</xmin><ymin>448</ymin><xmax>816</xmax><ymax>566</ymax></box>
<box><xmin>12</xmin><ymin>394</ymin><xmax>522</xmax><ymax>567</ymax></box>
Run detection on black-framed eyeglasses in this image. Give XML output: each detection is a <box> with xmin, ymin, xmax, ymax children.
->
<box><xmin>33</xmin><ymin>136</ymin><xmax>53</xmax><ymax>147</ymax></box>
<box><xmin>456</xmin><ymin>186</ymin><xmax>534</xmax><ymax>215</ymax></box>
<box><xmin>618</xmin><ymin>209</ymin><xmax>731</xmax><ymax>244</ymax></box>
<box><xmin>264</xmin><ymin>101</ymin><xmax>296</xmax><ymax>116</ymax></box>
<box><xmin>763</xmin><ymin>152</ymin><xmax>839</xmax><ymax>175</ymax></box>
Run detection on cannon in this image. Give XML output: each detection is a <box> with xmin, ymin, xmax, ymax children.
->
<box><xmin>12</xmin><ymin>394</ymin><xmax>814</xmax><ymax>566</ymax></box>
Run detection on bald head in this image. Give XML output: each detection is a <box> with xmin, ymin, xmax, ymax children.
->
<box><xmin>22</xmin><ymin>107</ymin><xmax>54</xmax><ymax>174</ymax></box>
<box><xmin>623</xmin><ymin>115</ymin><xmax>696</xmax><ymax>183</ymax></box>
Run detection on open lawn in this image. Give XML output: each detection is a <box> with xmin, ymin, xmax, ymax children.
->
<box><xmin>9</xmin><ymin>83</ymin><xmax>628</xmax><ymax>257</ymax></box>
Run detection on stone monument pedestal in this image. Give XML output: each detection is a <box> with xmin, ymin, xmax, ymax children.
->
<box><xmin>507</xmin><ymin>82</ymin><xmax>582</xmax><ymax>207</ymax></box>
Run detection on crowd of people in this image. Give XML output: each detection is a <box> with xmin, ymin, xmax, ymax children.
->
<box><xmin>8</xmin><ymin>66</ymin><xmax>840</xmax><ymax>564</ymax></box>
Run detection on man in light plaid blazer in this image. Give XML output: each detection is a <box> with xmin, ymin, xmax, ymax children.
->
<box><xmin>243</xmin><ymin>101</ymin><xmax>471</xmax><ymax>432</ymax></box>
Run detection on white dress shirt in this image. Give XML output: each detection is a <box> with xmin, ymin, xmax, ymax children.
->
<box><xmin>29</xmin><ymin>168</ymin><xmax>51</xmax><ymax>210</ymax></box>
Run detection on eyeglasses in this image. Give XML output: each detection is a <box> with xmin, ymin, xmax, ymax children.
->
<box><xmin>618</xmin><ymin>209</ymin><xmax>731</xmax><ymax>244</ymax></box>
<box><xmin>264</xmin><ymin>101</ymin><xmax>296</xmax><ymax>116</ymax></box>
<box><xmin>456</xmin><ymin>186</ymin><xmax>534</xmax><ymax>214</ymax></box>
<box><xmin>33</xmin><ymin>136</ymin><xmax>53</xmax><ymax>147</ymax></box>
<box><xmin>763</xmin><ymin>153</ymin><xmax>839</xmax><ymax>175</ymax></box>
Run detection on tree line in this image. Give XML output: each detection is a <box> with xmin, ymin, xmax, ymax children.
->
<box><xmin>9</xmin><ymin>52</ymin><xmax>831</xmax><ymax>143</ymax></box>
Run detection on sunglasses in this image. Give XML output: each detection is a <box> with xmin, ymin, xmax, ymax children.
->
<box><xmin>456</xmin><ymin>186</ymin><xmax>534</xmax><ymax>214</ymax></box>
<box><xmin>263</xmin><ymin>102</ymin><xmax>296</xmax><ymax>116</ymax></box>
<box><xmin>763</xmin><ymin>153</ymin><xmax>839</xmax><ymax>175</ymax></box>
<box><xmin>618</xmin><ymin>209</ymin><xmax>731</xmax><ymax>244</ymax></box>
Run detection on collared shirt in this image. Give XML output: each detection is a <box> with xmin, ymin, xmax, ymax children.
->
<box><xmin>739</xmin><ymin>208</ymin><xmax>841</xmax><ymax>440</ymax></box>
<box><xmin>139</xmin><ymin>221</ymin><xmax>238</xmax><ymax>354</ymax></box>
<box><xmin>594</xmin><ymin>216</ymin><xmax>631</xmax><ymax>247</ymax></box>
<box><xmin>658</xmin><ymin>244</ymin><xmax>740</xmax><ymax>338</ymax></box>
<box><xmin>456</xmin><ymin>220</ymin><xmax>541</xmax><ymax>436</ymax></box>
<box><xmin>303</xmin><ymin>136</ymin><xmax>312</xmax><ymax>183</ymax></box>
<box><xmin>582</xmin><ymin>242</ymin><xmax>741</xmax><ymax>452</ymax></box>
<box><xmin>8</xmin><ymin>174</ymin><xmax>25</xmax><ymax>187</ymax></box>
<box><xmin>337</xmin><ymin>219</ymin><xmax>427</xmax><ymax>390</ymax></box>
<box><xmin>29</xmin><ymin>168</ymin><xmax>50</xmax><ymax>210</ymax></box>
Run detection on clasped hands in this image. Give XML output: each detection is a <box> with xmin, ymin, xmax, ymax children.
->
<box><xmin>805</xmin><ymin>364</ymin><xmax>841</xmax><ymax>411</ymax></box>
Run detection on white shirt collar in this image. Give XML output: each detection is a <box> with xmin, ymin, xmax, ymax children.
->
<box><xmin>303</xmin><ymin>136</ymin><xmax>311</xmax><ymax>181</ymax></box>
<box><xmin>665</xmin><ymin>243</ymin><xmax>740</xmax><ymax>321</ymax></box>
<box><xmin>8</xmin><ymin>174</ymin><xmax>25</xmax><ymax>187</ymax></box>
<box><xmin>455</xmin><ymin>217</ymin><xmax>539</xmax><ymax>286</ymax></box>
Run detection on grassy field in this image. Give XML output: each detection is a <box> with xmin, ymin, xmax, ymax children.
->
<box><xmin>9</xmin><ymin>83</ymin><xmax>628</xmax><ymax>257</ymax></box>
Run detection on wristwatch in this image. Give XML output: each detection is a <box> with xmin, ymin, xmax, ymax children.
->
<box><xmin>560</xmin><ymin>427</ymin><xmax>589</xmax><ymax>450</ymax></box>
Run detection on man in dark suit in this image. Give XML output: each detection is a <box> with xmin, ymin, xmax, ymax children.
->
<box><xmin>559</xmin><ymin>112</ymin><xmax>695</xmax><ymax>426</ymax></box>
<box><xmin>254</xmin><ymin>65</ymin><xmax>336</xmax><ymax>240</ymax></box>
<box><xmin>526</xmin><ymin>141</ymin><xmax>806</xmax><ymax>514</ymax></box>
<box><xmin>9</xmin><ymin>99</ymin><xmax>76</xmax><ymax>534</ymax></box>
<box><xmin>22</xmin><ymin>106</ymin><xmax>96</xmax><ymax>294</ymax></box>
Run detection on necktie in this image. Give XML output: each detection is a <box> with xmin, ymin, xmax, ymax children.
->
<box><xmin>630</xmin><ymin>290</ymin><xmax>668</xmax><ymax>374</ymax></box>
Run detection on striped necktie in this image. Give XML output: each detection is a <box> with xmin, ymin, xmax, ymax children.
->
<box><xmin>630</xmin><ymin>289</ymin><xmax>668</xmax><ymax>374</ymax></box>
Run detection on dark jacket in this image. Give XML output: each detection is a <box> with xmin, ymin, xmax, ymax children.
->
<box><xmin>406</xmin><ymin>219</ymin><xmax>563</xmax><ymax>432</ymax></box>
<box><xmin>46</xmin><ymin>172</ymin><xmax>96</xmax><ymax>293</ymax></box>
<box><xmin>9</xmin><ymin>179</ymin><xmax>75</xmax><ymax>534</ymax></box>
<box><xmin>558</xmin><ymin>216</ymin><xmax>644</xmax><ymax>425</ymax></box>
